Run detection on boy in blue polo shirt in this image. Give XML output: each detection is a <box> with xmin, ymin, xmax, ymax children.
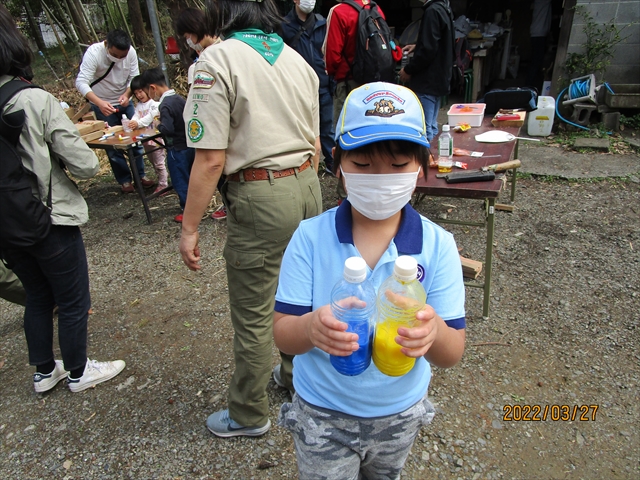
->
<box><xmin>273</xmin><ymin>82</ymin><xmax>466</xmax><ymax>479</ymax></box>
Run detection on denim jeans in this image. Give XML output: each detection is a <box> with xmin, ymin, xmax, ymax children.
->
<box><xmin>3</xmin><ymin>225</ymin><xmax>91</xmax><ymax>372</ymax></box>
<box><xmin>167</xmin><ymin>147</ymin><xmax>195</xmax><ymax>210</ymax></box>
<box><xmin>319</xmin><ymin>89</ymin><xmax>335</xmax><ymax>171</ymax></box>
<box><xmin>90</xmin><ymin>103</ymin><xmax>145</xmax><ymax>185</ymax></box>
<box><xmin>417</xmin><ymin>94</ymin><xmax>441</xmax><ymax>142</ymax></box>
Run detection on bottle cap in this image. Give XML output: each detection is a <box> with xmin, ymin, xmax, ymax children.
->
<box><xmin>393</xmin><ymin>256</ymin><xmax>418</xmax><ymax>282</ymax></box>
<box><xmin>343</xmin><ymin>256</ymin><xmax>367</xmax><ymax>283</ymax></box>
<box><xmin>442</xmin><ymin>124</ymin><xmax>450</xmax><ymax>132</ymax></box>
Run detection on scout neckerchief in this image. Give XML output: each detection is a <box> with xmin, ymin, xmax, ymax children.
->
<box><xmin>225</xmin><ymin>28</ymin><xmax>284</xmax><ymax>65</ymax></box>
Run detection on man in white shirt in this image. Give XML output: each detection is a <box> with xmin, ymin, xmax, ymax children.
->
<box><xmin>76</xmin><ymin>30</ymin><xmax>153</xmax><ymax>193</ymax></box>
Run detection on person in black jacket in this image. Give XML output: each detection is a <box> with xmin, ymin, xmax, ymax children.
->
<box><xmin>399</xmin><ymin>0</ymin><xmax>454</xmax><ymax>141</ymax></box>
<box><xmin>281</xmin><ymin>0</ymin><xmax>335</xmax><ymax>173</ymax></box>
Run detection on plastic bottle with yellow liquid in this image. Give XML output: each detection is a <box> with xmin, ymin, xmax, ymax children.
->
<box><xmin>372</xmin><ymin>256</ymin><xmax>427</xmax><ymax>376</ymax></box>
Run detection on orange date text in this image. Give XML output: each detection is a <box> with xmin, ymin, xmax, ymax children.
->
<box><xmin>503</xmin><ymin>404</ymin><xmax>598</xmax><ymax>422</ymax></box>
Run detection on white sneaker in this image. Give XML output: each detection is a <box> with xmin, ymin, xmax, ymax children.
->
<box><xmin>67</xmin><ymin>359</ymin><xmax>126</xmax><ymax>392</ymax></box>
<box><xmin>33</xmin><ymin>360</ymin><xmax>68</xmax><ymax>393</ymax></box>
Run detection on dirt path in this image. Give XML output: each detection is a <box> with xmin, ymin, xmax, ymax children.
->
<box><xmin>1</xmin><ymin>173</ymin><xmax>638</xmax><ymax>479</ymax></box>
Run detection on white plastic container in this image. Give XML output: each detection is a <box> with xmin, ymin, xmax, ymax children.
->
<box><xmin>447</xmin><ymin>103</ymin><xmax>486</xmax><ymax>127</ymax></box>
<box><xmin>527</xmin><ymin>96</ymin><xmax>555</xmax><ymax>136</ymax></box>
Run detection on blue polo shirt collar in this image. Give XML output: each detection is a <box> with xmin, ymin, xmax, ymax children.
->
<box><xmin>335</xmin><ymin>200</ymin><xmax>423</xmax><ymax>254</ymax></box>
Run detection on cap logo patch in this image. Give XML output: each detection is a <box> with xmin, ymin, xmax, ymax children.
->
<box><xmin>193</xmin><ymin>70</ymin><xmax>215</xmax><ymax>89</ymax></box>
<box><xmin>362</xmin><ymin>90</ymin><xmax>406</xmax><ymax>105</ymax></box>
<box><xmin>366</xmin><ymin>99</ymin><xmax>405</xmax><ymax>118</ymax></box>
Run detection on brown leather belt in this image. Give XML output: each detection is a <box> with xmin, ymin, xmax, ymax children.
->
<box><xmin>228</xmin><ymin>159</ymin><xmax>312</xmax><ymax>182</ymax></box>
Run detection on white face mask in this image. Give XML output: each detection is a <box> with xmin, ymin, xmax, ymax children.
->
<box><xmin>106</xmin><ymin>52</ymin><xmax>125</xmax><ymax>63</ymax></box>
<box><xmin>340</xmin><ymin>167</ymin><xmax>420</xmax><ymax>221</ymax></box>
<box><xmin>298</xmin><ymin>0</ymin><xmax>316</xmax><ymax>14</ymax></box>
<box><xmin>186</xmin><ymin>37</ymin><xmax>204</xmax><ymax>53</ymax></box>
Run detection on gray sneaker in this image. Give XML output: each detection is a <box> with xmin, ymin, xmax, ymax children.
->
<box><xmin>273</xmin><ymin>364</ymin><xmax>295</xmax><ymax>396</ymax></box>
<box><xmin>272</xmin><ymin>364</ymin><xmax>286</xmax><ymax>388</ymax></box>
<box><xmin>33</xmin><ymin>360</ymin><xmax>68</xmax><ymax>393</ymax></box>
<box><xmin>206</xmin><ymin>409</ymin><xmax>271</xmax><ymax>438</ymax></box>
<box><xmin>67</xmin><ymin>359</ymin><xmax>126</xmax><ymax>392</ymax></box>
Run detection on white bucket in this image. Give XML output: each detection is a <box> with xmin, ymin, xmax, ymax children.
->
<box><xmin>527</xmin><ymin>96</ymin><xmax>555</xmax><ymax>136</ymax></box>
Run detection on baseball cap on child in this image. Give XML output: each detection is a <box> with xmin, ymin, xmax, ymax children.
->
<box><xmin>335</xmin><ymin>82</ymin><xmax>430</xmax><ymax>150</ymax></box>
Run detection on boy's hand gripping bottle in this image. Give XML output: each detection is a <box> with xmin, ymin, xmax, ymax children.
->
<box><xmin>330</xmin><ymin>256</ymin><xmax>377</xmax><ymax>376</ymax></box>
<box><xmin>373</xmin><ymin>256</ymin><xmax>427</xmax><ymax>376</ymax></box>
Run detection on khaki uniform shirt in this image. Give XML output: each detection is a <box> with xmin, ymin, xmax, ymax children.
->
<box><xmin>1</xmin><ymin>75</ymin><xmax>99</xmax><ymax>226</ymax></box>
<box><xmin>184</xmin><ymin>39</ymin><xmax>320</xmax><ymax>175</ymax></box>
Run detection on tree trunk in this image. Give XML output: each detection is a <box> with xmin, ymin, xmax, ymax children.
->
<box><xmin>99</xmin><ymin>1</ymin><xmax>112</xmax><ymax>32</ymax></box>
<box><xmin>23</xmin><ymin>0</ymin><xmax>47</xmax><ymax>52</ymax></box>
<box><xmin>127</xmin><ymin>0</ymin><xmax>147</xmax><ymax>47</ymax></box>
<box><xmin>67</xmin><ymin>0</ymin><xmax>92</xmax><ymax>44</ymax></box>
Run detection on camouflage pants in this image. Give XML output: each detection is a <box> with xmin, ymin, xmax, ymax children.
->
<box><xmin>278</xmin><ymin>394</ymin><xmax>435</xmax><ymax>480</ymax></box>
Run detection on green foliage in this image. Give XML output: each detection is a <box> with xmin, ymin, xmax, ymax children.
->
<box><xmin>620</xmin><ymin>113</ymin><xmax>640</xmax><ymax>130</ymax></box>
<box><xmin>564</xmin><ymin>6</ymin><xmax>632</xmax><ymax>81</ymax></box>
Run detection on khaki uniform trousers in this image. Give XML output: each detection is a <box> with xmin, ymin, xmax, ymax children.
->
<box><xmin>221</xmin><ymin>165</ymin><xmax>322</xmax><ymax>427</ymax></box>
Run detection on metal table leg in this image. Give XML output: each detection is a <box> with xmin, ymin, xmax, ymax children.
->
<box><xmin>126</xmin><ymin>144</ymin><xmax>153</xmax><ymax>224</ymax></box>
<box><xmin>511</xmin><ymin>139</ymin><xmax>519</xmax><ymax>202</ymax></box>
<box><xmin>483</xmin><ymin>198</ymin><xmax>496</xmax><ymax>319</ymax></box>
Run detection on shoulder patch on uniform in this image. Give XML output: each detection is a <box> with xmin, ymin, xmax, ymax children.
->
<box><xmin>188</xmin><ymin>118</ymin><xmax>204</xmax><ymax>142</ymax></box>
<box><xmin>192</xmin><ymin>70</ymin><xmax>215</xmax><ymax>89</ymax></box>
<box><xmin>191</xmin><ymin>93</ymin><xmax>209</xmax><ymax>102</ymax></box>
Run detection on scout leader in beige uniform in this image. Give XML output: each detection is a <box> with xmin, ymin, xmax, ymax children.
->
<box><xmin>179</xmin><ymin>0</ymin><xmax>322</xmax><ymax>438</ymax></box>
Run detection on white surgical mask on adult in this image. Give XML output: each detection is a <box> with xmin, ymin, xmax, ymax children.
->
<box><xmin>106</xmin><ymin>52</ymin><xmax>126</xmax><ymax>63</ymax></box>
<box><xmin>340</xmin><ymin>167</ymin><xmax>421</xmax><ymax>221</ymax></box>
<box><xmin>186</xmin><ymin>37</ymin><xmax>203</xmax><ymax>53</ymax></box>
<box><xmin>298</xmin><ymin>0</ymin><xmax>316</xmax><ymax>14</ymax></box>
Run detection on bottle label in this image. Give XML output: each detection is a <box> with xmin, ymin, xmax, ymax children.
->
<box><xmin>438</xmin><ymin>137</ymin><xmax>452</xmax><ymax>157</ymax></box>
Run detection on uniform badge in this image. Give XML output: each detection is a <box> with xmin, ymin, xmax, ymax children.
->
<box><xmin>192</xmin><ymin>93</ymin><xmax>209</xmax><ymax>102</ymax></box>
<box><xmin>193</xmin><ymin>70</ymin><xmax>215</xmax><ymax>89</ymax></box>
<box><xmin>188</xmin><ymin>119</ymin><xmax>204</xmax><ymax>142</ymax></box>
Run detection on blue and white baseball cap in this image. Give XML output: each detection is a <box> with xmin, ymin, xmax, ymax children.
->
<box><xmin>335</xmin><ymin>82</ymin><xmax>429</xmax><ymax>150</ymax></box>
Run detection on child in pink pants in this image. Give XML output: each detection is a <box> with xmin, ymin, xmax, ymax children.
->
<box><xmin>129</xmin><ymin>76</ymin><xmax>168</xmax><ymax>193</ymax></box>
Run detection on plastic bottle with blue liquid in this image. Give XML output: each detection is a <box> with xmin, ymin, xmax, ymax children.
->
<box><xmin>329</xmin><ymin>256</ymin><xmax>377</xmax><ymax>376</ymax></box>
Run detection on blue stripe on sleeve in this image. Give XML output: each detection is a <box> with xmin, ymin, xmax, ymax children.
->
<box><xmin>444</xmin><ymin>317</ymin><xmax>466</xmax><ymax>330</ymax></box>
<box><xmin>275</xmin><ymin>301</ymin><xmax>313</xmax><ymax>316</ymax></box>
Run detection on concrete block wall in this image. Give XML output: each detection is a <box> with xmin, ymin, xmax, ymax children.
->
<box><xmin>568</xmin><ymin>0</ymin><xmax>640</xmax><ymax>84</ymax></box>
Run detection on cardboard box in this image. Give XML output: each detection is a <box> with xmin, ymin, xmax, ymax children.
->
<box><xmin>491</xmin><ymin>111</ymin><xmax>526</xmax><ymax>127</ymax></box>
<box><xmin>74</xmin><ymin>120</ymin><xmax>104</xmax><ymax>136</ymax></box>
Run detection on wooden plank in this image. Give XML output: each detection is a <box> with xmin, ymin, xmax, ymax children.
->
<box><xmin>74</xmin><ymin>120</ymin><xmax>104</xmax><ymax>136</ymax></box>
<box><xmin>71</xmin><ymin>102</ymin><xmax>91</xmax><ymax>123</ymax></box>
<box><xmin>460</xmin><ymin>255</ymin><xmax>483</xmax><ymax>279</ymax></box>
<box><xmin>495</xmin><ymin>203</ymin><xmax>515</xmax><ymax>212</ymax></box>
<box><xmin>81</xmin><ymin>130</ymin><xmax>105</xmax><ymax>143</ymax></box>
<box><xmin>491</xmin><ymin>111</ymin><xmax>526</xmax><ymax>128</ymax></box>
<box><xmin>81</xmin><ymin>111</ymin><xmax>97</xmax><ymax>121</ymax></box>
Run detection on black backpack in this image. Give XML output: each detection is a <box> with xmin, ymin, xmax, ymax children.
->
<box><xmin>0</xmin><ymin>79</ymin><xmax>52</xmax><ymax>251</ymax></box>
<box><xmin>343</xmin><ymin>0</ymin><xmax>396</xmax><ymax>84</ymax></box>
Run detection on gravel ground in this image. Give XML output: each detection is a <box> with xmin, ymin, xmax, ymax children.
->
<box><xmin>1</xmin><ymin>163</ymin><xmax>639</xmax><ymax>479</ymax></box>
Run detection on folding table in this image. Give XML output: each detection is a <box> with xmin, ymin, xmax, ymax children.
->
<box><xmin>86</xmin><ymin>127</ymin><xmax>171</xmax><ymax>224</ymax></box>
<box><xmin>413</xmin><ymin>116</ymin><xmax>521</xmax><ymax>318</ymax></box>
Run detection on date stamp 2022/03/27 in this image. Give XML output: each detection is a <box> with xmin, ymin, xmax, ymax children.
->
<box><xmin>503</xmin><ymin>405</ymin><xmax>599</xmax><ymax>422</ymax></box>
